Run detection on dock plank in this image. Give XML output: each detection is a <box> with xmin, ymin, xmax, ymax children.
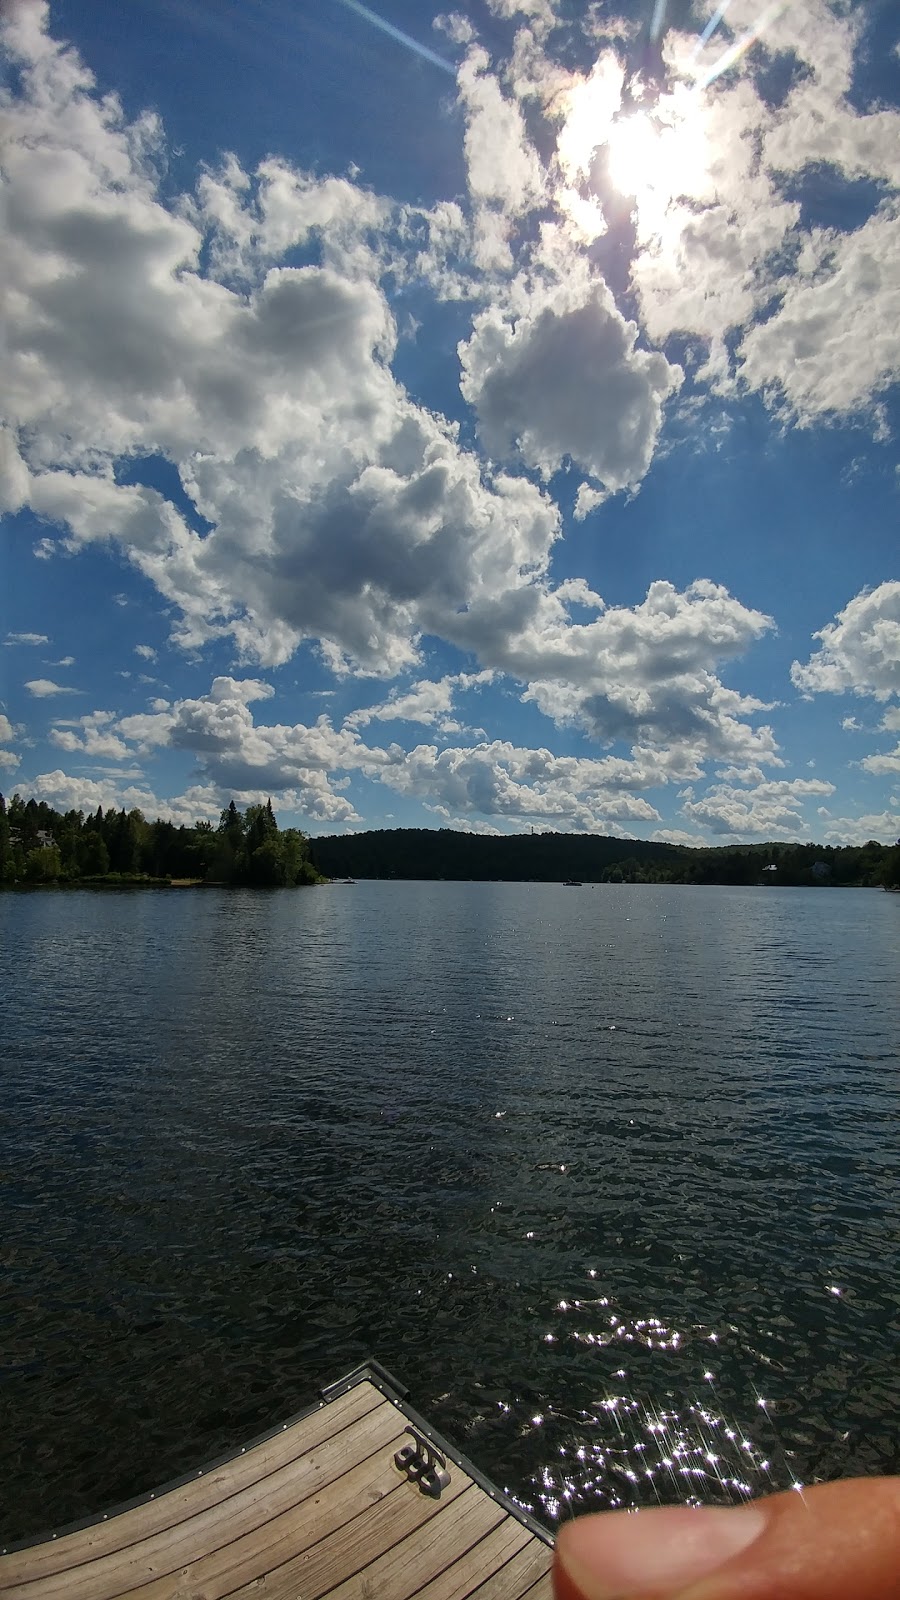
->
<box><xmin>114</xmin><ymin>1429</ymin><xmax>433</xmax><ymax>1600</ymax></box>
<box><xmin>0</xmin><ymin>1385</ymin><xmax>383</xmax><ymax>1588</ymax></box>
<box><xmin>226</xmin><ymin>1457</ymin><xmax>475</xmax><ymax>1600</ymax></box>
<box><xmin>316</xmin><ymin>1480</ymin><xmax>506</xmax><ymax>1600</ymax></box>
<box><xmin>463</xmin><ymin>1534</ymin><xmax>552</xmax><ymax>1600</ymax></box>
<box><xmin>409</xmin><ymin>1515</ymin><xmax>533</xmax><ymax>1600</ymax></box>
<box><xmin>522</xmin><ymin>1573</ymin><xmax>553</xmax><ymax>1600</ymax></box>
<box><xmin>3</xmin><ymin>1402</ymin><xmax>404</xmax><ymax>1600</ymax></box>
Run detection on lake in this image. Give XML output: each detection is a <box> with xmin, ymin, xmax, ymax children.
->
<box><xmin>1</xmin><ymin>881</ymin><xmax>898</xmax><ymax>1546</ymax></box>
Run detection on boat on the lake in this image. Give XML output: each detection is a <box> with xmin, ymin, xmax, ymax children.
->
<box><xmin>563</xmin><ymin>879</ymin><xmax>582</xmax><ymax>886</ymax></box>
<box><xmin>0</xmin><ymin>1359</ymin><xmax>553</xmax><ymax>1600</ymax></box>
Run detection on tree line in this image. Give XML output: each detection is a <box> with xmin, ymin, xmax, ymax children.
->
<box><xmin>0</xmin><ymin>794</ymin><xmax>321</xmax><ymax>887</ymax></box>
<box><xmin>2</xmin><ymin>794</ymin><xmax>898</xmax><ymax>889</ymax></box>
<box><xmin>309</xmin><ymin>827</ymin><xmax>900</xmax><ymax>889</ymax></box>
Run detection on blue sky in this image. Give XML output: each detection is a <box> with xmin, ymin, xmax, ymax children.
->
<box><xmin>1</xmin><ymin>0</ymin><xmax>898</xmax><ymax>842</ymax></box>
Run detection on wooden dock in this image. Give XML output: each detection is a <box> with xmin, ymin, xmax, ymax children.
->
<box><xmin>0</xmin><ymin>1362</ymin><xmax>553</xmax><ymax>1600</ymax></box>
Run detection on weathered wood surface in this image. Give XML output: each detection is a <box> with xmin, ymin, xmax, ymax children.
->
<box><xmin>0</xmin><ymin>1377</ymin><xmax>553</xmax><ymax>1600</ymax></box>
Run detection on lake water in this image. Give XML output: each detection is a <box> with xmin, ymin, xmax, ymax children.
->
<box><xmin>1</xmin><ymin>882</ymin><xmax>898</xmax><ymax>1546</ymax></box>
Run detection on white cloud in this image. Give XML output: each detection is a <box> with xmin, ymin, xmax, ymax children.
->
<box><xmin>112</xmin><ymin>676</ymin><xmax>367</xmax><ymax>823</ymax></box>
<box><xmin>347</xmin><ymin>671</ymin><xmax>493</xmax><ymax>732</ymax></box>
<box><xmin>573</xmin><ymin>483</ymin><xmax>607</xmax><ymax>521</ymax></box>
<box><xmin>39</xmin><ymin>664</ymin><xmax>781</xmax><ymax>835</ymax></box>
<box><xmin>0</xmin><ymin>714</ymin><xmax>20</xmax><ymax>773</ymax></box>
<box><xmin>681</xmin><ymin>777</ymin><xmax>836</xmax><ymax>839</ymax></box>
<box><xmin>458</xmin><ymin>47</ymin><xmax>546</xmax><ymax>217</ymax></box>
<box><xmin>792</xmin><ymin>583</ymin><xmax>900</xmax><ymax>700</ymax></box>
<box><xmin>738</xmin><ymin>204</ymin><xmax>900</xmax><ymax>423</ymax></box>
<box><xmin>49</xmin><ymin>712</ymin><xmax>131</xmax><ymax>760</ymax></box>
<box><xmin>134</xmin><ymin>644</ymin><xmax>157</xmax><ymax>661</ymax></box>
<box><xmin>434</xmin><ymin>14</ymin><xmax>476</xmax><ymax>48</ymax></box>
<box><xmin>485</xmin><ymin>0</ymin><xmax>558</xmax><ymax>33</ymax></box>
<box><xmin>24</xmin><ymin>678</ymin><xmax>80</xmax><ymax>697</ymax></box>
<box><xmin>380</xmin><ymin>738</ymin><xmax>663</xmax><ymax>830</ymax></box>
<box><xmin>473</xmin><ymin>579</ymin><xmax>778</xmax><ymax>767</ymax></box>
<box><xmin>24</xmin><ymin>768</ymin><xmax>225</xmax><ymax>826</ymax></box>
<box><xmin>460</xmin><ymin>275</ymin><xmax>682</xmax><ymax>490</ymax></box>
<box><xmin>818</xmin><ymin>809</ymin><xmax>900</xmax><ymax>846</ymax></box>
<box><xmin>650</xmin><ymin>827</ymin><xmax>703</xmax><ymax>845</ymax></box>
<box><xmin>1</xmin><ymin>7</ymin><xmax>566</xmax><ymax>678</ymax></box>
<box><xmin>4</xmin><ymin>631</ymin><xmax>49</xmax><ymax>646</ymax></box>
<box><xmin>861</xmin><ymin>744</ymin><xmax>900</xmax><ymax>777</ymax></box>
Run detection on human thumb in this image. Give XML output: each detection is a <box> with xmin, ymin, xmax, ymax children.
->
<box><xmin>553</xmin><ymin>1477</ymin><xmax>900</xmax><ymax>1599</ymax></box>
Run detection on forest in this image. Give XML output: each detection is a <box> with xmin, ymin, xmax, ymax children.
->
<box><xmin>0</xmin><ymin>794</ymin><xmax>321</xmax><ymax>887</ymax></box>
<box><xmin>2</xmin><ymin>792</ymin><xmax>899</xmax><ymax>889</ymax></box>
<box><xmin>310</xmin><ymin>827</ymin><xmax>900</xmax><ymax>888</ymax></box>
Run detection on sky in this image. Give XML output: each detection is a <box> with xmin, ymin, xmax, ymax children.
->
<box><xmin>1</xmin><ymin>0</ymin><xmax>898</xmax><ymax>844</ymax></box>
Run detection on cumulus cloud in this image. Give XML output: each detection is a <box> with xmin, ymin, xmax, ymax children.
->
<box><xmin>1</xmin><ymin>5</ymin><xmax>561</xmax><ymax>678</ymax></box>
<box><xmin>434</xmin><ymin>14</ymin><xmax>476</xmax><ymax>48</ymax></box>
<box><xmin>111</xmin><ymin>677</ymin><xmax>368</xmax><ymax>823</ymax></box>
<box><xmin>24</xmin><ymin>769</ymin><xmax>228</xmax><ymax>827</ymax></box>
<box><xmin>24</xmin><ymin>678</ymin><xmax>79</xmax><ymax>697</ymax></box>
<box><xmin>347</xmin><ymin>671</ymin><xmax>493</xmax><ymax>733</ymax></box>
<box><xmin>49</xmin><ymin>712</ymin><xmax>131</xmax><ymax>761</ymax></box>
<box><xmin>861</xmin><ymin>744</ymin><xmax>900</xmax><ymax>777</ymax></box>
<box><xmin>818</xmin><ymin>809</ymin><xmax>900</xmax><ymax>846</ymax></box>
<box><xmin>460</xmin><ymin>277</ymin><xmax>682</xmax><ymax>490</ymax></box>
<box><xmin>791</xmin><ymin>583</ymin><xmax>900</xmax><ymax>700</ymax></box>
<box><xmin>681</xmin><ymin>777</ymin><xmax>836</xmax><ymax>839</ymax></box>
<box><xmin>52</xmin><ymin>669</ymin><xmax>780</xmax><ymax>836</ymax></box>
<box><xmin>0</xmin><ymin>712</ymin><xmax>20</xmax><ymax>772</ymax></box>
<box><xmin>457</xmin><ymin>47</ymin><xmax>546</xmax><ymax>217</ymax></box>
<box><xmin>472</xmin><ymin>579</ymin><xmax>778</xmax><ymax>767</ymax></box>
<box><xmin>738</xmin><ymin>204</ymin><xmax>900</xmax><ymax>422</ymax></box>
<box><xmin>380</xmin><ymin>739</ymin><xmax>663</xmax><ymax>831</ymax></box>
<box><xmin>4</xmin><ymin>632</ymin><xmax>49</xmax><ymax>646</ymax></box>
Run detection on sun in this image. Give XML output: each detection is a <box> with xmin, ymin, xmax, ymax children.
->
<box><xmin>604</xmin><ymin>94</ymin><xmax>711</xmax><ymax>232</ymax></box>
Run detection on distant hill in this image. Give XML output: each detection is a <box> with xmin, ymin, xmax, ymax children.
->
<box><xmin>309</xmin><ymin>828</ymin><xmax>897</xmax><ymax>888</ymax></box>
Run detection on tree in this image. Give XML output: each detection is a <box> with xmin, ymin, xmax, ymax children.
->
<box><xmin>880</xmin><ymin>841</ymin><xmax>900</xmax><ymax>889</ymax></box>
<box><xmin>78</xmin><ymin>831</ymin><xmax>110</xmax><ymax>876</ymax></box>
<box><xmin>24</xmin><ymin>845</ymin><xmax>63</xmax><ymax>882</ymax></box>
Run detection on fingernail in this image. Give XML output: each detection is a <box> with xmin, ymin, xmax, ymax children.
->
<box><xmin>554</xmin><ymin>1504</ymin><xmax>768</xmax><ymax>1599</ymax></box>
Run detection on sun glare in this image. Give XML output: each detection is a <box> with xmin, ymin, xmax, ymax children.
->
<box><xmin>604</xmin><ymin>95</ymin><xmax>710</xmax><ymax>231</ymax></box>
<box><xmin>606</xmin><ymin>113</ymin><xmax>660</xmax><ymax>199</ymax></box>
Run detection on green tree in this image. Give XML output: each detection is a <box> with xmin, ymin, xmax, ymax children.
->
<box><xmin>77</xmin><ymin>831</ymin><xmax>110</xmax><ymax>876</ymax></box>
<box><xmin>880</xmin><ymin>841</ymin><xmax>900</xmax><ymax>889</ymax></box>
<box><xmin>24</xmin><ymin>845</ymin><xmax>63</xmax><ymax>882</ymax></box>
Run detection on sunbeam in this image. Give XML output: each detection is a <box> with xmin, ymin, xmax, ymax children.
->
<box><xmin>650</xmin><ymin>0</ymin><xmax>669</xmax><ymax>43</ymax></box>
<box><xmin>699</xmin><ymin>1</ymin><xmax>790</xmax><ymax>87</ymax></box>
<box><xmin>693</xmin><ymin>0</ymin><xmax>735</xmax><ymax>57</ymax></box>
<box><xmin>332</xmin><ymin>0</ymin><xmax>457</xmax><ymax>75</ymax></box>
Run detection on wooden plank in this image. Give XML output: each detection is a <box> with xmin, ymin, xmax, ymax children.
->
<box><xmin>408</xmin><ymin>1516</ymin><xmax>533</xmax><ymax>1600</ymax></box>
<box><xmin>3</xmin><ymin>1403</ymin><xmax>405</xmax><ymax>1600</ymax></box>
<box><xmin>225</xmin><ymin>1457</ymin><xmax>476</xmax><ymax>1600</ymax></box>
<box><xmin>464</xmin><ymin>1535</ymin><xmax>553</xmax><ymax>1600</ymax></box>
<box><xmin>521</xmin><ymin>1573</ymin><xmax>553</xmax><ymax>1600</ymax></box>
<box><xmin>317</xmin><ymin>1482</ymin><xmax>506</xmax><ymax>1600</ymax></box>
<box><xmin>0</xmin><ymin>1384</ymin><xmax>383</xmax><ymax>1588</ymax></box>
<box><xmin>114</xmin><ymin>1429</ymin><xmax>441</xmax><ymax>1600</ymax></box>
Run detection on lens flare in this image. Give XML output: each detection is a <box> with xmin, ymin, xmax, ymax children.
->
<box><xmin>332</xmin><ymin>0</ymin><xmax>456</xmax><ymax>76</ymax></box>
<box><xmin>699</xmin><ymin>1</ymin><xmax>790</xmax><ymax>87</ymax></box>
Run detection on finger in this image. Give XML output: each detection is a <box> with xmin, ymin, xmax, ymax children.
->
<box><xmin>553</xmin><ymin>1476</ymin><xmax>900</xmax><ymax>1600</ymax></box>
